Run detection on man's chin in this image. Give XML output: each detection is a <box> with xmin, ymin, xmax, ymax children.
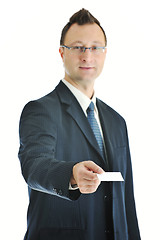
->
<box><xmin>76</xmin><ymin>77</ymin><xmax>96</xmax><ymax>84</ymax></box>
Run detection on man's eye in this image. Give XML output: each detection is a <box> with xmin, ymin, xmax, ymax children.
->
<box><xmin>72</xmin><ymin>46</ymin><xmax>81</xmax><ymax>50</ymax></box>
<box><xmin>92</xmin><ymin>47</ymin><xmax>98</xmax><ymax>51</ymax></box>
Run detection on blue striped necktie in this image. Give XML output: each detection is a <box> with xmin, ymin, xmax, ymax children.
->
<box><xmin>87</xmin><ymin>101</ymin><xmax>105</xmax><ymax>157</ymax></box>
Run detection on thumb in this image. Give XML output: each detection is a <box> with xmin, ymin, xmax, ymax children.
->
<box><xmin>84</xmin><ymin>161</ymin><xmax>104</xmax><ymax>174</ymax></box>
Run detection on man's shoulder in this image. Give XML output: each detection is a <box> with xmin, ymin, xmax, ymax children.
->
<box><xmin>20</xmin><ymin>82</ymin><xmax>62</xmax><ymax>117</ymax></box>
<box><xmin>26</xmin><ymin>80</ymin><xmax>73</xmax><ymax>106</ymax></box>
<box><xmin>23</xmin><ymin>81</ymin><xmax>64</xmax><ymax>107</ymax></box>
<box><xmin>20</xmin><ymin>80</ymin><xmax>75</xmax><ymax>119</ymax></box>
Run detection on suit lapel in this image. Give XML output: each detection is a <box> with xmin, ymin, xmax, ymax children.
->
<box><xmin>96</xmin><ymin>99</ymin><xmax>113</xmax><ymax>171</ymax></box>
<box><xmin>56</xmin><ymin>81</ymin><xmax>104</xmax><ymax>162</ymax></box>
<box><xmin>96</xmin><ymin>99</ymin><xmax>112</xmax><ymax>143</ymax></box>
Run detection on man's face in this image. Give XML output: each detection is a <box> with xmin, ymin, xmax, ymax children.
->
<box><xmin>59</xmin><ymin>23</ymin><xmax>107</xmax><ymax>86</ymax></box>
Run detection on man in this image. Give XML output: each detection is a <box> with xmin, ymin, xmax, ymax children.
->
<box><xmin>18</xmin><ymin>9</ymin><xmax>141</xmax><ymax>240</ymax></box>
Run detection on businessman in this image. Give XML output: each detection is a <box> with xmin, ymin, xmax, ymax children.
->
<box><xmin>18</xmin><ymin>8</ymin><xmax>141</xmax><ymax>240</ymax></box>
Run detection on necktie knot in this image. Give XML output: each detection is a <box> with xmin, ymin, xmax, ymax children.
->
<box><xmin>87</xmin><ymin>101</ymin><xmax>95</xmax><ymax>113</ymax></box>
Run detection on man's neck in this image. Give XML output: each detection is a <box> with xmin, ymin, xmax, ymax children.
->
<box><xmin>64</xmin><ymin>76</ymin><xmax>95</xmax><ymax>99</ymax></box>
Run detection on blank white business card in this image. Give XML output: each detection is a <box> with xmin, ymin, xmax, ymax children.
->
<box><xmin>97</xmin><ymin>172</ymin><xmax>124</xmax><ymax>182</ymax></box>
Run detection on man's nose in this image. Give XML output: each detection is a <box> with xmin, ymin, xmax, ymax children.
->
<box><xmin>80</xmin><ymin>48</ymin><xmax>93</xmax><ymax>61</ymax></box>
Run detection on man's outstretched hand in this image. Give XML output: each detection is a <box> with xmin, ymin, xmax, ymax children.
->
<box><xmin>70</xmin><ymin>161</ymin><xmax>104</xmax><ymax>194</ymax></box>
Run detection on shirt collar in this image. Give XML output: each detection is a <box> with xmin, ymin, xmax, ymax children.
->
<box><xmin>62</xmin><ymin>79</ymin><xmax>97</xmax><ymax>116</ymax></box>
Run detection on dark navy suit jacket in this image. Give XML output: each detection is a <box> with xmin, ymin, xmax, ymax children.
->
<box><xmin>18</xmin><ymin>81</ymin><xmax>141</xmax><ymax>240</ymax></box>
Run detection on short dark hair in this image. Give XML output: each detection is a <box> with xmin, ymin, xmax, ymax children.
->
<box><xmin>60</xmin><ymin>8</ymin><xmax>107</xmax><ymax>46</ymax></box>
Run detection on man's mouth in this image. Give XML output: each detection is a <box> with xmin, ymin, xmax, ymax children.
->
<box><xmin>79</xmin><ymin>67</ymin><xmax>94</xmax><ymax>70</ymax></box>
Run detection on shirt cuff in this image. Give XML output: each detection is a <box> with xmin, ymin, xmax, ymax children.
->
<box><xmin>69</xmin><ymin>182</ymin><xmax>79</xmax><ymax>190</ymax></box>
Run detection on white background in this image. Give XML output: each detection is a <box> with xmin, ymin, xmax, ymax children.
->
<box><xmin>0</xmin><ymin>0</ymin><xmax>159</xmax><ymax>239</ymax></box>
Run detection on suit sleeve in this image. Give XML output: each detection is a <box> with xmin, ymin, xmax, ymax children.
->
<box><xmin>18</xmin><ymin>100</ymin><xmax>81</xmax><ymax>201</ymax></box>
<box><xmin>125</xmin><ymin>125</ymin><xmax>141</xmax><ymax>239</ymax></box>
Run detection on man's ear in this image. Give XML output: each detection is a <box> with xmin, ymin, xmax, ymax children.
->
<box><xmin>59</xmin><ymin>47</ymin><xmax>64</xmax><ymax>62</ymax></box>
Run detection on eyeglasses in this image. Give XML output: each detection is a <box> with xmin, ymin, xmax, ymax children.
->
<box><xmin>61</xmin><ymin>45</ymin><xmax>106</xmax><ymax>55</ymax></box>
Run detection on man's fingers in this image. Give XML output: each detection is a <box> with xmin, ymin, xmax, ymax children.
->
<box><xmin>84</xmin><ymin>160</ymin><xmax>104</xmax><ymax>174</ymax></box>
<box><xmin>80</xmin><ymin>178</ymin><xmax>100</xmax><ymax>186</ymax></box>
<box><xmin>82</xmin><ymin>169</ymin><xmax>98</xmax><ymax>181</ymax></box>
<box><xmin>78</xmin><ymin>178</ymin><xmax>101</xmax><ymax>194</ymax></box>
<box><xmin>79</xmin><ymin>185</ymin><xmax>100</xmax><ymax>194</ymax></box>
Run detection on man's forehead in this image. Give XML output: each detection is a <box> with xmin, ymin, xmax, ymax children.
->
<box><xmin>64</xmin><ymin>23</ymin><xmax>105</xmax><ymax>45</ymax></box>
<box><xmin>69</xmin><ymin>40</ymin><xmax>104</xmax><ymax>46</ymax></box>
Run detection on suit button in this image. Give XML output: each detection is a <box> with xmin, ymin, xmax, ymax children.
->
<box><xmin>105</xmin><ymin>230</ymin><xmax>110</xmax><ymax>235</ymax></box>
<box><xmin>104</xmin><ymin>195</ymin><xmax>108</xmax><ymax>201</ymax></box>
<box><xmin>53</xmin><ymin>188</ymin><xmax>57</xmax><ymax>193</ymax></box>
<box><xmin>105</xmin><ymin>230</ymin><xmax>114</xmax><ymax>239</ymax></box>
<box><xmin>58</xmin><ymin>190</ymin><xmax>63</xmax><ymax>195</ymax></box>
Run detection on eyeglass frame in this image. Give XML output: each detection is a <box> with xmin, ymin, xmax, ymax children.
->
<box><xmin>60</xmin><ymin>45</ymin><xmax>107</xmax><ymax>54</ymax></box>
